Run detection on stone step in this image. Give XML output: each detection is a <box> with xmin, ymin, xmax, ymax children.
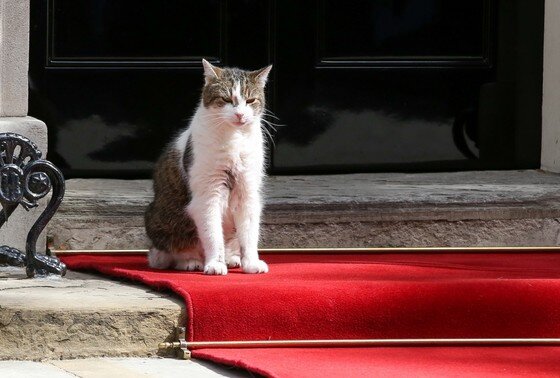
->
<box><xmin>5</xmin><ymin>169</ymin><xmax>560</xmax><ymax>363</ymax></box>
<box><xmin>0</xmin><ymin>267</ymin><xmax>184</xmax><ymax>361</ymax></box>
<box><xmin>49</xmin><ymin>170</ymin><xmax>560</xmax><ymax>251</ymax></box>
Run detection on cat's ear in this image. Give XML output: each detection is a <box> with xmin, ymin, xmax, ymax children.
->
<box><xmin>202</xmin><ymin>59</ymin><xmax>222</xmax><ymax>84</ymax></box>
<box><xmin>251</xmin><ymin>65</ymin><xmax>272</xmax><ymax>87</ymax></box>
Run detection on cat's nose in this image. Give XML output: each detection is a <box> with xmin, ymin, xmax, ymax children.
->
<box><xmin>235</xmin><ymin>113</ymin><xmax>244</xmax><ymax>121</ymax></box>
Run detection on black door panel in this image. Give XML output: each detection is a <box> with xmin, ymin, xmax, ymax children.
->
<box><xmin>50</xmin><ymin>0</ymin><xmax>224</xmax><ymax>64</ymax></box>
<box><xmin>29</xmin><ymin>0</ymin><xmax>543</xmax><ymax>177</ymax></box>
<box><xmin>30</xmin><ymin>0</ymin><xmax>271</xmax><ymax>177</ymax></box>
<box><xmin>319</xmin><ymin>1</ymin><xmax>487</xmax><ymax>62</ymax></box>
<box><xmin>272</xmin><ymin>0</ymin><xmax>542</xmax><ymax>173</ymax></box>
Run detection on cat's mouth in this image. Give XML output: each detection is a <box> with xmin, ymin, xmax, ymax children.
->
<box><xmin>232</xmin><ymin>120</ymin><xmax>248</xmax><ymax>127</ymax></box>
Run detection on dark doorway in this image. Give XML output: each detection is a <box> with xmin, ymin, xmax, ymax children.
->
<box><xmin>29</xmin><ymin>0</ymin><xmax>544</xmax><ymax>178</ymax></box>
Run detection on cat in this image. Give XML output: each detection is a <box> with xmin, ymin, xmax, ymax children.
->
<box><xmin>144</xmin><ymin>59</ymin><xmax>272</xmax><ymax>275</ymax></box>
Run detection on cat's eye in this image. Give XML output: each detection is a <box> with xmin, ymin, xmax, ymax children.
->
<box><xmin>246</xmin><ymin>98</ymin><xmax>257</xmax><ymax>104</ymax></box>
<box><xmin>221</xmin><ymin>97</ymin><xmax>232</xmax><ymax>103</ymax></box>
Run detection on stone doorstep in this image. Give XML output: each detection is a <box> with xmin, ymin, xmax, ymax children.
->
<box><xmin>3</xmin><ymin>169</ymin><xmax>560</xmax><ymax>363</ymax></box>
<box><xmin>0</xmin><ymin>267</ymin><xmax>185</xmax><ymax>361</ymax></box>
<box><xmin>49</xmin><ymin>170</ymin><xmax>560</xmax><ymax>250</ymax></box>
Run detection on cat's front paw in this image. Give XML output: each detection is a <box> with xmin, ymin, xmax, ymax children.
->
<box><xmin>226</xmin><ymin>255</ymin><xmax>241</xmax><ymax>268</ymax></box>
<box><xmin>175</xmin><ymin>258</ymin><xmax>203</xmax><ymax>271</ymax></box>
<box><xmin>204</xmin><ymin>260</ymin><xmax>228</xmax><ymax>275</ymax></box>
<box><xmin>241</xmin><ymin>258</ymin><xmax>269</xmax><ymax>274</ymax></box>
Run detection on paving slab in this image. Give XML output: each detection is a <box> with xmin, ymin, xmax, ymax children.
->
<box><xmin>0</xmin><ymin>358</ymin><xmax>250</xmax><ymax>378</ymax></box>
<box><xmin>0</xmin><ymin>267</ymin><xmax>184</xmax><ymax>361</ymax></box>
<box><xmin>49</xmin><ymin>170</ymin><xmax>560</xmax><ymax>250</ymax></box>
<box><xmin>49</xmin><ymin>357</ymin><xmax>250</xmax><ymax>378</ymax></box>
<box><xmin>0</xmin><ymin>361</ymin><xmax>75</xmax><ymax>378</ymax></box>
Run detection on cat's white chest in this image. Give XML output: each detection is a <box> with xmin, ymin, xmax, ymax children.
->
<box><xmin>221</xmin><ymin>130</ymin><xmax>262</xmax><ymax>172</ymax></box>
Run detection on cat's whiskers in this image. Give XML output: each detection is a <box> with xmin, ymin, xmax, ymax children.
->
<box><xmin>261</xmin><ymin>122</ymin><xmax>277</xmax><ymax>135</ymax></box>
<box><xmin>264</xmin><ymin>129</ymin><xmax>276</xmax><ymax>148</ymax></box>
<box><xmin>198</xmin><ymin>113</ymin><xmax>222</xmax><ymax>121</ymax></box>
<box><xmin>262</xmin><ymin>109</ymin><xmax>284</xmax><ymax>128</ymax></box>
<box><xmin>257</xmin><ymin>108</ymin><xmax>283</xmax><ymax>148</ymax></box>
<box><xmin>259</xmin><ymin>121</ymin><xmax>277</xmax><ymax>147</ymax></box>
<box><xmin>198</xmin><ymin>113</ymin><xmax>232</xmax><ymax>128</ymax></box>
<box><xmin>263</xmin><ymin>108</ymin><xmax>281</xmax><ymax>120</ymax></box>
<box><xmin>262</xmin><ymin>118</ymin><xmax>284</xmax><ymax>132</ymax></box>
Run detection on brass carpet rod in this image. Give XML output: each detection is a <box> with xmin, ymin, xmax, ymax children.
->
<box><xmin>159</xmin><ymin>338</ymin><xmax>560</xmax><ymax>351</ymax></box>
<box><xmin>53</xmin><ymin>246</ymin><xmax>560</xmax><ymax>255</ymax></box>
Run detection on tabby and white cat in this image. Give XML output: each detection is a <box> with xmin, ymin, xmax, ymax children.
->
<box><xmin>144</xmin><ymin>59</ymin><xmax>271</xmax><ymax>275</ymax></box>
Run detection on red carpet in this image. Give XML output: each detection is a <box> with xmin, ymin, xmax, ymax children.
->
<box><xmin>60</xmin><ymin>252</ymin><xmax>560</xmax><ymax>376</ymax></box>
<box><xmin>193</xmin><ymin>347</ymin><xmax>560</xmax><ymax>378</ymax></box>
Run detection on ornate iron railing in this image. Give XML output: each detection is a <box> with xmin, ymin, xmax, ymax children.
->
<box><xmin>0</xmin><ymin>133</ymin><xmax>66</xmax><ymax>277</ymax></box>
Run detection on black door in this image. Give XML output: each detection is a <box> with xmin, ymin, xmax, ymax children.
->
<box><xmin>29</xmin><ymin>0</ymin><xmax>544</xmax><ymax>178</ymax></box>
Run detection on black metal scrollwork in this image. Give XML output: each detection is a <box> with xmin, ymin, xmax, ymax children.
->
<box><xmin>0</xmin><ymin>133</ymin><xmax>66</xmax><ymax>277</ymax></box>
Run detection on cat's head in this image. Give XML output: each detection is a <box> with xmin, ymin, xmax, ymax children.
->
<box><xmin>201</xmin><ymin>59</ymin><xmax>272</xmax><ymax>128</ymax></box>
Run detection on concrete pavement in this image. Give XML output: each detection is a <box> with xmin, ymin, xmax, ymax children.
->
<box><xmin>0</xmin><ymin>358</ymin><xmax>252</xmax><ymax>378</ymax></box>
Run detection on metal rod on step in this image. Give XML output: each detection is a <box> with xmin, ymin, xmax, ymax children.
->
<box><xmin>159</xmin><ymin>338</ymin><xmax>560</xmax><ymax>351</ymax></box>
<box><xmin>52</xmin><ymin>246</ymin><xmax>560</xmax><ymax>255</ymax></box>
